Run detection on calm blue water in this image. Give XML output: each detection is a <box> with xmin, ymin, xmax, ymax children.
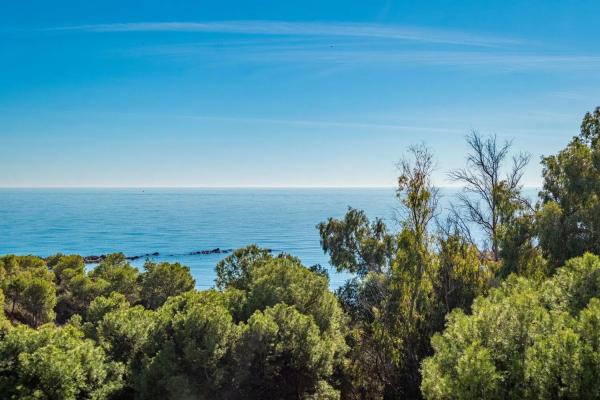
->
<box><xmin>0</xmin><ymin>188</ymin><xmax>402</xmax><ymax>289</ymax></box>
<box><xmin>0</xmin><ymin>187</ymin><xmax>539</xmax><ymax>289</ymax></box>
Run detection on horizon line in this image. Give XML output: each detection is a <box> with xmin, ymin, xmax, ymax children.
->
<box><xmin>0</xmin><ymin>184</ymin><xmax>542</xmax><ymax>189</ymax></box>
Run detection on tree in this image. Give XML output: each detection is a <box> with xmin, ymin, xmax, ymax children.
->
<box><xmin>95</xmin><ymin>305</ymin><xmax>156</xmax><ymax>365</ymax></box>
<box><xmin>133</xmin><ymin>291</ymin><xmax>240</xmax><ymax>399</ymax></box>
<box><xmin>47</xmin><ymin>254</ymin><xmax>85</xmax><ymax>287</ymax></box>
<box><xmin>1</xmin><ymin>255</ymin><xmax>54</xmax><ymax>321</ymax></box>
<box><xmin>215</xmin><ymin>245</ymin><xmax>273</xmax><ymax>290</ymax></box>
<box><xmin>22</xmin><ymin>277</ymin><xmax>56</xmax><ymax>326</ymax></box>
<box><xmin>421</xmin><ymin>253</ymin><xmax>600</xmax><ymax>400</ymax></box>
<box><xmin>4</xmin><ymin>273</ymin><xmax>29</xmax><ymax>314</ymax></box>
<box><xmin>86</xmin><ymin>292</ymin><xmax>129</xmax><ymax>325</ymax></box>
<box><xmin>538</xmin><ymin>106</ymin><xmax>600</xmax><ymax>267</ymax></box>
<box><xmin>46</xmin><ymin>254</ymin><xmax>94</xmax><ymax>323</ymax></box>
<box><xmin>94</xmin><ymin>304</ymin><xmax>158</xmax><ymax>400</ymax></box>
<box><xmin>61</xmin><ymin>274</ymin><xmax>110</xmax><ymax>322</ymax></box>
<box><xmin>435</xmin><ymin>230</ymin><xmax>492</xmax><ymax>315</ymax></box>
<box><xmin>243</xmin><ymin>257</ymin><xmax>346</xmax><ymax>337</ymax></box>
<box><xmin>139</xmin><ymin>260</ymin><xmax>195</xmax><ymax>309</ymax></box>
<box><xmin>217</xmin><ymin>253</ymin><xmax>347</xmax><ymax>398</ymax></box>
<box><xmin>89</xmin><ymin>253</ymin><xmax>140</xmax><ymax>303</ymax></box>
<box><xmin>235</xmin><ymin>304</ymin><xmax>341</xmax><ymax>399</ymax></box>
<box><xmin>319</xmin><ymin>145</ymin><xmax>492</xmax><ymax>399</ymax></box>
<box><xmin>0</xmin><ymin>324</ymin><xmax>124</xmax><ymax>399</ymax></box>
<box><xmin>318</xmin><ymin>208</ymin><xmax>395</xmax><ymax>276</ymax></box>
<box><xmin>496</xmin><ymin>213</ymin><xmax>548</xmax><ymax>279</ymax></box>
<box><xmin>316</xmin><ymin>147</ymin><xmax>415</xmax><ymax>397</ymax></box>
<box><xmin>449</xmin><ymin>131</ymin><xmax>530</xmax><ymax>261</ymax></box>
<box><xmin>0</xmin><ymin>289</ymin><xmax>10</xmax><ymax>332</ymax></box>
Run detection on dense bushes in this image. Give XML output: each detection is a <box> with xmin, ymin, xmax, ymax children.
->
<box><xmin>0</xmin><ymin>251</ymin><xmax>346</xmax><ymax>399</ymax></box>
<box><xmin>421</xmin><ymin>253</ymin><xmax>600</xmax><ymax>399</ymax></box>
<box><xmin>0</xmin><ymin>324</ymin><xmax>124</xmax><ymax>399</ymax></box>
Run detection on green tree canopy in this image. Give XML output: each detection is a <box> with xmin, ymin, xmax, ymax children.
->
<box><xmin>318</xmin><ymin>208</ymin><xmax>395</xmax><ymax>276</ymax></box>
<box><xmin>421</xmin><ymin>253</ymin><xmax>600</xmax><ymax>400</ymax></box>
<box><xmin>133</xmin><ymin>291</ymin><xmax>239</xmax><ymax>399</ymax></box>
<box><xmin>0</xmin><ymin>324</ymin><xmax>124</xmax><ymax>400</ymax></box>
<box><xmin>538</xmin><ymin>107</ymin><xmax>600</xmax><ymax>267</ymax></box>
<box><xmin>89</xmin><ymin>253</ymin><xmax>140</xmax><ymax>303</ymax></box>
<box><xmin>215</xmin><ymin>245</ymin><xmax>273</xmax><ymax>290</ymax></box>
<box><xmin>243</xmin><ymin>257</ymin><xmax>345</xmax><ymax>336</ymax></box>
<box><xmin>96</xmin><ymin>304</ymin><xmax>156</xmax><ymax>363</ymax></box>
<box><xmin>235</xmin><ymin>303</ymin><xmax>341</xmax><ymax>399</ymax></box>
<box><xmin>21</xmin><ymin>277</ymin><xmax>56</xmax><ymax>327</ymax></box>
<box><xmin>86</xmin><ymin>292</ymin><xmax>129</xmax><ymax>325</ymax></box>
<box><xmin>139</xmin><ymin>260</ymin><xmax>195</xmax><ymax>309</ymax></box>
<box><xmin>0</xmin><ymin>255</ymin><xmax>56</xmax><ymax>326</ymax></box>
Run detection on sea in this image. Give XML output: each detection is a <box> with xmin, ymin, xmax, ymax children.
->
<box><xmin>0</xmin><ymin>187</ymin><xmax>538</xmax><ymax>289</ymax></box>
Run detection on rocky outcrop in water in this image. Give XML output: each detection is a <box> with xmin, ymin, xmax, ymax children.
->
<box><xmin>83</xmin><ymin>252</ymin><xmax>160</xmax><ymax>264</ymax></box>
<box><xmin>190</xmin><ymin>248</ymin><xmax>232</xmax><ymax>255</ymax></box>
<box><xmin>81</xmin><ymin>248</ymin><xmax>271</xmax><ymax>264</ymax></box>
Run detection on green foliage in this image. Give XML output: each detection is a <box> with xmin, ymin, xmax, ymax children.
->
<box><xmin>4</xmin><ymin>273</ymin><xmax>29</xmax><ymax>314</ymax></box>
<box><xmin>59</xmin><ymin>273</ymin><xmax>110</xmax><ymax>322</ymax></box>
<box><xmin>0</xmin><ymin>289</ymin><xmax>10</xmax><ymax>332</ymax></box>
<box><xmin>47</xmin><ymin>254</ymin><xmax>85</xmax><ymax>286</ymax></box>
<box><xmin>133</xmin><ymin>291</ymin><xmax>239</xmax><ymax>399</ymax></box>
<box><xmin>50</xmin><ymin>253</ymin><xmax>141</xmax><ymax>323</ymax></box>
<box><xmin>0</xmin><ymin>255</ymin><xmax>56</xmax><ymax>326</ymax></box>
<box><xmin>22</xmin><ymin>277</ymin><xmax>57</xmax><ymax>327</ymax></box>
<box><xmin>139</xmin><ymin>260</ymin><xmax>195</xmax><ymax>309</ymax></box>
<box><xmin>542</xmin><ymin>252</ymin><xmax>600</xmax><ymax>314</ymax></box>
<box><xmin>0</xmin><ymin>324</ymin><xmax>124</xmax><ymax>400</ymax></box>
<box><xmin>4</xmin><ymin>109</ymin><xmax>600</xmax><ymax>399</ymax></box>
<box><xmin>215</xmin><ymin>244</ymin><xmax>272</xmax><ymax>290</ymax></box>
<box><xmin>244</xmin><ymin>257</ymin><xmax>345</xmax><ymax>336</ymax></box>
<box><xmin>96</xmin><ymin>305</ymin><xmax>156</xmax><ymax>368</ymax></box>
<box><xmin>538</xmin><ymin>107</ymin><xmax>600</xmax><ymax>267</ymax></box>
<box><xmin>90</xmin><ymin>254</ymin><xmax>140</xmax><ymax>303</ymax></box>
<box><xmin>0</xmin><ymin>247</ymin><xmax>348</xmax><ymax>398</ymax></box>
<box><xmin>318</xmin><ymin>208</ymin><xmax>395</xmax><ymax>276</ymax></box>
<box><xmin>235</xmin><ymin>304</ymin><xmax>340</xmax><ymax>399</ymax></box>
<box><xmin>86</xmin><ymin>292</ymin><xmax>129</xmax><ymax>325</ymax></box>
<box><xmin>421</xmin><ymin>253</ymin><xmax>600</xmax><ymax>400</ymax></box>
<box><xmin>319</xmin><ymin>145</ymin><xmax>492</xmax><ymax>398</ymax></box>
<box><xmin>497</xmin><ymin>213</ymin><xmax>548</xmax><ymax>279</ymax></box>
<box><xmin>436</xmin><ymin>233</ymin><xmax>492</xmax><ymax>314</ymax></box>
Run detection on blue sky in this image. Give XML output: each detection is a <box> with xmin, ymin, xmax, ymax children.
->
<box><xmin>1</xmin><ymin>1</ymin><xmax>599</xmax><ymax>187</ymax></box>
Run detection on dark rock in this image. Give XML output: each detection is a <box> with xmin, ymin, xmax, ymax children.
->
<box><xmin>191</xmin><ymin>248</ymin><xmax>214</xmax><ymax>255</ymax></box>
<box><xmin>83</xmin><ymin>255</ymin><xmax>106</xmax><ymax>264</ymax></box>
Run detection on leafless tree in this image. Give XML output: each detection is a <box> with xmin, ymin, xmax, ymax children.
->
<box><xmin>448</xmin><ymin>131</ymin><xmax>530</xmax><ymax>261</ymax></box>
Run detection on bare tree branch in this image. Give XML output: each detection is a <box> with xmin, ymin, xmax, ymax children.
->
<box><xmin>448</xmin><ymin>131</ymin><xmax>530</xmax><ymax>260</ymax></box>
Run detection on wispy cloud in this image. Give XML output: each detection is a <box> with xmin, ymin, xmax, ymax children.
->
<box><xmin>128</xmin><ymin>41</ymin><xmax>600</xmax><ymax>72</ymax></box>
<box><xmin>51</xmin><ymin>20</ymin><xmax>521</xmax><ymax>47</ymax></box>
<box><xmin>267</xmin><ymin>50</ymin><xmax>600</xmax><ymax>71</ymax></box>
<box><xmin>84</xmin><ymin>110</ymin><xmax>466</xmax><ymax>133</ymax></box>
<box><xmin>49</xmin><ymin>21</ymin><xmax>600</xmax><ymax>72</ymax></box>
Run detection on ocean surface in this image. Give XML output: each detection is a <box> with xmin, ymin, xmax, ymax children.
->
<box><xmin>0</xmin><ymin>187</ymin><xmax>537</xmax><ymax>289</ymax></box>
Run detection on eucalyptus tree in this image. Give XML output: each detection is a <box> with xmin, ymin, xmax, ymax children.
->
<box><xmin>319</xmin><ymin>144</ymin><xmax>490</xmax><ymax>398</ymax></box>
<box><xmin>538</xmin><ymin>107</ymin><xmax>600</xmax><ymax>267</ymax></box>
